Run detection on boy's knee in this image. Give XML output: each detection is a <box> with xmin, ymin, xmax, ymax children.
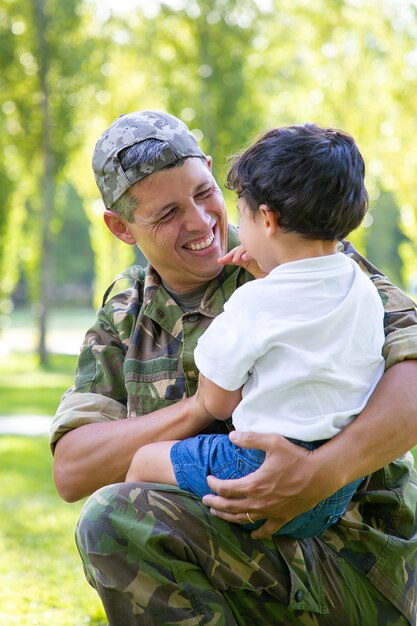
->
<box><xmin>126</xmin><ymin>445</ymin><xmax>152</xmax><ymax>482</ymax></box>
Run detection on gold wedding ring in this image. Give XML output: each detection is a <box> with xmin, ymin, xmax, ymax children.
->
<box><xmin>246</xmin><ymin>512</ymin><xmax>255</xmax><ymax>524</ymax></box>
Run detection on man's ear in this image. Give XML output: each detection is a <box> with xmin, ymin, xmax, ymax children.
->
<box><xmin>103</xmin><ymin>210</ymin><xmax>136</xmax><ymax>245</ymax></box>
<box><xmin>259</xmin><ymin>204</ymin><xmax>279</xmax><ymax>237</ymax></box>
<box><xmin>205</xmin><ymin>156</ymin><xmax>213</xmax><ymax>171</ymax></box>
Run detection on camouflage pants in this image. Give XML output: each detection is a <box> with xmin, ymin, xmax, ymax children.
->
<box><xmin>76</xmin><ymin>482</ymin><xmax>408</xmax><ymax>626</ymax></box>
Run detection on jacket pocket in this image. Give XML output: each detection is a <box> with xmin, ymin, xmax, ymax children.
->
<box><xmin>124</xmin><ymin>357</ymin><xmax>186</xmax><ymax>416</ymax></box>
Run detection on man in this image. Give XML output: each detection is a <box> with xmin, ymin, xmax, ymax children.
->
<box><xmin>51</xmin><ymin>111</ymin><xmax>417</xmax><ymax>625</ymax></box>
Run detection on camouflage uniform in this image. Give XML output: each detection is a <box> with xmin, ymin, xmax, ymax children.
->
<box><xmin>51</xmin><ymin>229</ymin><xmax>417</xmax><ymax>626</ymax></box>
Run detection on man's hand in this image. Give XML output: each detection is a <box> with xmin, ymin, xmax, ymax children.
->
<box><xmin>218</xmin><ymin>245</ymin><xmax>267</xmax><ymax>279</ymax></box>
<box><xmin>202</xmin><ymin>430</ymin><xmax>339</xmax><ymax>539</ymax></box>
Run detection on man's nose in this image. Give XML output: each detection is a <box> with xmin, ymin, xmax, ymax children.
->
<box><xmin>185</xmin><ymin>203</ymin><xmax>211</xmax><ymax>231</ymax></box>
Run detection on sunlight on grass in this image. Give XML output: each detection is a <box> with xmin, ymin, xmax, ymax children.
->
<box><xmin>1</xmin><ymin>307</ymin><xmax>96</xmax><ymax>357</ymax></box>
<box><xmin>0</xmin><ymin>353</ymin><xmax>77</xmax><ymax>415</ymax></box>
<box><xmin>0</xmin><ymin>436</ymin><xmax>107</xmax><ymax>626</ymax></box>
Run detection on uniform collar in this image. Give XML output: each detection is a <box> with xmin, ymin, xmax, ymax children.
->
<box><xmin>143</xmin><ymin>225</ymin><xmax>248</xmax><ymax>333</ymax></box>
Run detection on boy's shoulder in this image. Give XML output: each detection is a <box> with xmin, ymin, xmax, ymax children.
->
<box><xmin>228</xmin><ymin>273</ymin><xmax>270</xmax><ymax>309</ymax></box>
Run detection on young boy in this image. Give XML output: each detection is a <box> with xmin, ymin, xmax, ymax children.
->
<box><xmin>126</xmin><ymin>124</ymin><xmax>385</xmax><ymax>538</ymax></box>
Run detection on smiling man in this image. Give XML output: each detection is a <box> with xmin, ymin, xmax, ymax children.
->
<box><xmin>103</xmin><ymin>154</ymin><xmax>228</xmax><ymax>292</ymax></box>
<box><xmin>51</xmin><ymin>111</ymin><xmax>417</xmax><ymax>626</ymax></box>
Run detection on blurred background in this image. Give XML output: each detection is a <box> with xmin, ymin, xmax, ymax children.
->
<box><xmin>1</xmin><ymin>0</ymin><xmax>417</xmax><ymax>366</ymax></box>
<box><xmin>1</xmin><ymin>1</ymin><xmax>417</xmax><ymax>623</ymax></box>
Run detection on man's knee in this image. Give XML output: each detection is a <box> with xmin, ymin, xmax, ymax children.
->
<box><xmin>76</xmin><ymin>483</ymin><xmax>142</xmax><ymax>556</ymax></box>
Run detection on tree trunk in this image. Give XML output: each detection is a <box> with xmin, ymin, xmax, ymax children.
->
<box><xmin>33</xmin><ymin>0</ymin><xmax>54</xmax><ymax>366</ymax></box>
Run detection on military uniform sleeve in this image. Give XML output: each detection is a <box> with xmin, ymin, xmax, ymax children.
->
<box><xmin>341</xmin><ymin>240</ymin><xmax>417</xmax><ymax>368</ymax></box>
<box><xmin>371</xmin><ymin>273</ymin><xmax>417</xmax><ymax>368</ymax></box>
<box><xmin>50</xmin><ymin>392</ymin><xmax>127</xmax><ymax>452</ymax></box>
<box><xmin>50</xmin><ymin>290</ymin><xmax>134</xmax><ymax>452</ymax></box>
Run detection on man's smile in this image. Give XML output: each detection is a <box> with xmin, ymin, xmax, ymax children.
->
<box><xmin>183</xmin><ymin>228</ymin><xmax>215</xmax><ymax>251</ymax></box>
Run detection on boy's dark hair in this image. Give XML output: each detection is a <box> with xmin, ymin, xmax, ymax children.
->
<box><xmin>227</xmin><ymin>124</ymin><xmax>368</xmax><ymax>241</ymax></box>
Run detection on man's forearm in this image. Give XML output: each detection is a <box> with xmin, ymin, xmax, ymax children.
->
<box><xmin>317</xmin><ymin>360</ymin><xmax>417</xmax><ymax>488</ymax></box>
<box><xmin>53</xmin><ymin>397</ymin><xmax>212</xmax><ymax>502</ymax></box>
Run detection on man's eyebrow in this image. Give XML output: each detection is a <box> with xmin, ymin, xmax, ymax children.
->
<box><xmin>194</xmin><ymin>180</ymin><xmax>212</xmax><ymax>192</ymax></box>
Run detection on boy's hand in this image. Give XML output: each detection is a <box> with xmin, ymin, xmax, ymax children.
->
<box><xmin>218</xmin><ymin>245</ymin><xmax>267</xmax><ymax>279</ymax></box>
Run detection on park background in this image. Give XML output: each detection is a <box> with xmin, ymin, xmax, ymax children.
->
<box><xmin>1</xmin><ymin>0</ymin><xmax>417</xmax><ymax>624</ymax></box>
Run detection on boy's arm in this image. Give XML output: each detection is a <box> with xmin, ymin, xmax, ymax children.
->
<box><xmin>196</xmin><ymin>374</ymin><xmax>242</xmax><ymax>421</ymax></box>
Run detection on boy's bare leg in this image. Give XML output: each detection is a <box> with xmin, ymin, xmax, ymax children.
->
<box><xmin>126</xmin><ymin>440</ymin><xmax>179</xmax><ymax>485</ymax></box>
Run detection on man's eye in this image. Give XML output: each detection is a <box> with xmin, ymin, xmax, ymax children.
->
<box><xmin>196</xmin><ymin>187</ymin><xmax>212</xmax><ymax>200</ymax></box>
<box><xmin>159</xmin><ymin>208</ymin><xmax>176</xmax><ymax>222</ymax></box>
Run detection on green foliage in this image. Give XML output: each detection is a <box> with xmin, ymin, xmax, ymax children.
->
<box><xmin>53</xmin><ymin>183</ymin><xmax>94</xmax><ymax>298</ymax></box>
<box><xmin>366</xmin><ymin>190</ymin><xmax>410</xmax><ymax>288</ymax></box>
<box><xmin>2</xmin><ymin>0</ymin><xmax>417</xmax><ymax>323</ymax></box>
<box><xmin>83</xmin><ymin>0</ymin><xmax>417</xmax><ymax>261</ymax></box>
<box><xmin>0</xmin><ymin>0</ymin><xmax>105</xmax><ymax>313</ymax></box>
<box><xmin>0</xmin><ymin>435</ymin><xmax>106</xmax><ymax>625</ymax></box>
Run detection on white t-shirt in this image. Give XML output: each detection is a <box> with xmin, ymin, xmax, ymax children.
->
<box><xmin>194</xmin><ymin>253</ymin><xmax>385</xmax><ymax>441</ymax></box>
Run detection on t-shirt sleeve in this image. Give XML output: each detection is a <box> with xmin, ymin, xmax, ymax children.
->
<box><xmin>194</xmin><ymin>288</ymin><xmax>258</xmax><ymax>390</ymax></box>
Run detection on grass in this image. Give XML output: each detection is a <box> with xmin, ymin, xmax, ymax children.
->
<box><xmin>0</xmin><ymin>308</ymin><xmax>107</xmax><ymax>624</ymax></box>
<box><xmin>0</xmin><ymin>435</ymin><xmax>107</xmax><ymax>626</ymax></box>
<box><xmin>0</xmin><ymin>352</ymin><xmax>77</xmax><ymax>416</ymax></box>
<box><xmin>0</xmin><ymin>306</ymin><xmax>95</xmax><ymax>416</ymax></box>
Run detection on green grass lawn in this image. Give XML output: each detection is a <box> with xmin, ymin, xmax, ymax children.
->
<box><xmin>0</xmin><ymin>435</ymin><xmax>106</xmax><ymax>626</ymax></box>
<box><xmin>0</xmin><ymin>306</ymin><xmax>95</xmax><ymax>416</ymax></box>
<box><xmin>0</xmin><ymin>349</ymin><xmax>106</xmax><ymax>624</ymax></box>
<box><xmin>0</xmin><ymin>352</ymin><xmax>77</xmax><ymax>416</ymax></box>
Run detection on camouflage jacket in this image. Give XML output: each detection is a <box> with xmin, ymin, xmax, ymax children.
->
<box><xmin>51</xmin><ymin>228</ymin><xmax>417</xmax><ymax>623</ymax></box>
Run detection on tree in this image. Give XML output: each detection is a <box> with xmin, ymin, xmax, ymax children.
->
<box><xmin>366</xmin><ymin>190</ymin><xmax>409</xmax><ymax>287</ymax></box>
<box><xmin>1</xmin><ymin>0</ymin><xmax>106</xmax><ymax>362</ymax></box>
<box><xmin>33</xmin><ymin>0</ymin><xmax>55</xmax><ymax>364</ymax></box>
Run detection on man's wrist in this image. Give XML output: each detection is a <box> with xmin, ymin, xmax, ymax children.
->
<box><xmin>312</xmin><ymin>436</ymin><xmax>353</xmax><ymax>495</ymax></box>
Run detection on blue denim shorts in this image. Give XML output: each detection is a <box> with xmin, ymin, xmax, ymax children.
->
<box><xmin>170</xmin><ymin>433</ymin><xmax>363</xmax><ymax>539</ymax></box>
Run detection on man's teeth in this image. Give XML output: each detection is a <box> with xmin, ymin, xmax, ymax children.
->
<box><xmin>186</xmin><ymin>231</ymin><xmax>214</xmax><ymax>251</ymax></box>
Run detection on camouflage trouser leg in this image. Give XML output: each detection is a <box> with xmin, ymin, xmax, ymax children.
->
<box><xmin>75</xmin><ymin>483</ymin><xmax>408</xmax><ymax>626</ymax></box>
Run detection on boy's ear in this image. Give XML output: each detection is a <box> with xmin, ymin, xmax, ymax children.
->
<box><xmin>259</xmin><ymin>204</ymin><xmax>279</xmax><ymax>237</ymax></box>
<box><xmin>103</xmin><ymin>210</ymin><xmax>136</xmax><ymax>245</ymax></box>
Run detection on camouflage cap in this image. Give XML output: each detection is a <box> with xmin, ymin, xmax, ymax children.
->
<box><xmin>92</xmin><ymin>111</ymin><xmax>206</xmax><ymax>208</ymax></box>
